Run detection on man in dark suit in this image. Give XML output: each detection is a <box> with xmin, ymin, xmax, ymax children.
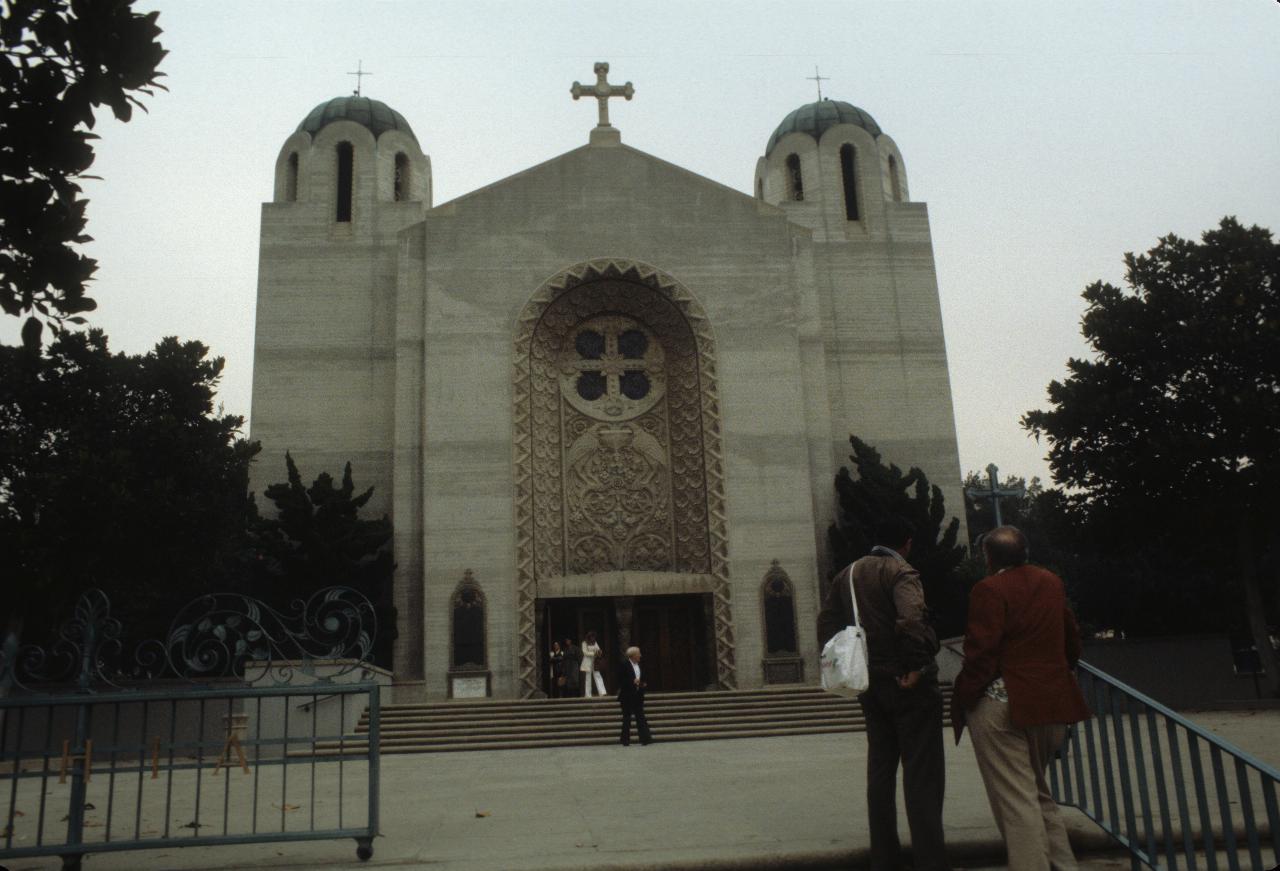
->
<box><xmin>952</xmin><ymin>526</ymin><xmax>1091</xmax><ymax>871</ymax></box>
<box><xmin>616</xmin><ymin>645</ymin><xmax>652</xmax><ymax>746</ymax></box>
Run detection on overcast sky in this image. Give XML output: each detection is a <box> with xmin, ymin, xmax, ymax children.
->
<box><xmin>5</xmin><ymin>0</ymin><xmax>1278</xmax><ymax>489</ymax></box>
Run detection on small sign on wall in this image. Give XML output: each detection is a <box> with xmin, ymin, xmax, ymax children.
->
<box><xmin>450</xmin><ymin>674</ymin><xmax>489</xmax><ymax>699</ymax></box>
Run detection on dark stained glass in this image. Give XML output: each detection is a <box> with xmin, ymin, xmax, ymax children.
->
<box><xmin>575</xmin><ymin>330</ymin><xmax>605</xmax><ymax>360</ymax></box>
<box><xmin>453</xmin><ymin>600</ymin><xmax>485</xmax><ymax>667</ymax></box>
<box><xmin>577</xmin><ymin>371</ymin><xmax>606</xmax><ymax>400</ymax></box>
<box><xmin>764</xmin><ymin>593</ymin><xmax>798</xmax><ymax>654</ymax></box>
<box><xmin>620</xmin><ymin>371</ymin><xmax>650</xmax><ymax>400</ymax></box>
<box><xmin>618</xmin><ymin>329</ymin><xmax>648</xmax><ymax>359</ymax></box>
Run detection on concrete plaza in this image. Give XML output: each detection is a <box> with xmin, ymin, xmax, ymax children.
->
<box><xmin>5</xmin><ymin>708</ymin><xmax>1279</xmax><ymax>871</ymax></box>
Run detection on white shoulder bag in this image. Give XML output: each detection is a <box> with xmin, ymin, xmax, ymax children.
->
<box><xmin>820</xmin><ymin>564</ymin><xmax>871</xmax><ymax>697</ymax></box>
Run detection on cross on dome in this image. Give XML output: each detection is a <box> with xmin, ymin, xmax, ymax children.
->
<box><xmin>570</xmin><ymin>62</ymin><xmax>634</xmax><ymax>129</ymax></box>
<box><xmin>806</xmin><ymin>65</ymin><xmax>830</xmax><ymax>101</ymax></box>
<box><xmin>347</xmin><ymin>60</ymin><xmax>373</xmax><ymax>96</ymax></box>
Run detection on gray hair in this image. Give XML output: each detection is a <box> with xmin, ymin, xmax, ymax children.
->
<box><xmin>625</xmin><ymin>646</ymin><xmax>640</xmax><ymax>658</ymax></box>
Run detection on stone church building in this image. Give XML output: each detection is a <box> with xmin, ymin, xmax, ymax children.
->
<box><xmin>249</xmin><ymin>66</ymin><xmax>965</xmax><ymax>701</ymax></box>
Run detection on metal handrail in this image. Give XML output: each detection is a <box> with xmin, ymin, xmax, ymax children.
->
<box><xmin>1051</xmin><ymin>660</ymin><xmax>1280</xmax><ymax>871</ymax></box>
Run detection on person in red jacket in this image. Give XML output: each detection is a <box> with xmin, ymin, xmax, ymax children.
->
<box><xmin>952</xmin><ymin>526</ymin><xmax>1091</xmax><ymax>871</ymax></box>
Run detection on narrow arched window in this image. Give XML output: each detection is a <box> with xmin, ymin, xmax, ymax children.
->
<box><xmin>335</xmin><ymin>142</ymin><xmax>354</xmax><ymax>222</ymax></box>
<box><xmin>888</xmin><ymin>154</ymin><xmax>902</xmax><ymax>202</ymax></box>
<box><xmin>755</xmin><ymin>178</ymin><xmax>764</xmax><ymax>201</ymax></box>
<box><xmin>451</xmin><ymin>571</ymin><xmax>486</xmax><ymax>668</ymax></box>
<box><xmin>762</xmin><ymin>562</ymin><xmax>798</xmax><ymax>655</ymax></box>
<box><xmin>839</xmin><ymin>144</ymin><xmax>859</xmax><ymax>220</ymax></box>
<box><xmin>285</xmin><ymin>152</ymin><xmax>298</xmax><ymax>202</ymax></box>
<box><xmin>785</xmin><ymin>154</ymin><xmax>804</xmax><ymax>201</ymax></box>
<box><xmin>393</xmin><ymin>152</ymin><xmax>409</xmax><ymax>202</ymax></box>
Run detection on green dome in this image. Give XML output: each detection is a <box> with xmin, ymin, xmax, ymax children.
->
<box><xmin>766</xmin><ymin>99</ymin><xmax>881</xmax><ymax>157</ymax></box>
<box><xmin>297</xmin><ymin>96</ymin><xmax>417</xmax><ymax>143</ymax></box>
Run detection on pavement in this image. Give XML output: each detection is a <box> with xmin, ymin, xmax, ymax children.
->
<box><xmin>4</xmin><ymin>708</ymin><xmax>1279</xmax><ymax>871</ymax></box>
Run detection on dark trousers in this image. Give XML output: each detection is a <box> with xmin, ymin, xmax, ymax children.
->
<box><xmin>619</xmin><ymin>697</ymin><xmax>651</xmax><ymax>745</ymax></box>
<box><xmin>859</xmin><ymin>674</ymin><xmax>949</xmax><ymax>871</ymax></box>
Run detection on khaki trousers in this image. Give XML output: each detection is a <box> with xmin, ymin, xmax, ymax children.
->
<box><xmin>968</xmin><ymin>696</ymin><xmax>1077</xmax><ymax>871</ymax></box>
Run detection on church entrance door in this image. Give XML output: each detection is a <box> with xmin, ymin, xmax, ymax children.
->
<box><xmin>539</xmin><ymin>593</ymin><xmax>711</xmax><ymax>695</ymax></box>
<box><xmin>542</xmin><ymin>597</ymin><xmax>619</xmax><ymax>697</ymax></box>
<box><xmin>633</xmin><ymin>595</ymin><xmax>709</xmax><ymax>693</ymax></box>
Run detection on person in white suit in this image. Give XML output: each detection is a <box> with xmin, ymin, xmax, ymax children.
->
<box><xmin>579</xmin><ymin>630</ymin><xmax>607</xmax><ymax>697</ymax></box>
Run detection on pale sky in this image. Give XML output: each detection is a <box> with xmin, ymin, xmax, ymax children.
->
<box><xmin>5</xmin><ymin>0</ymin><xmax>1278</xmax><ymax>489</ymax></box>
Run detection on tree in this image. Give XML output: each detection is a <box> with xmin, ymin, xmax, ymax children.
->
<box><xmin>1</xmin><ymin>0</ymin><xmax>167</xmax><ymax>346</ymax></box>
<box><xmin>0</xmin><ymin>329</ymin><xmax>258</xmax><ymax>637</ymax></box>
<box><xmin>252</xmin><ymin>454</ymin><xmax>398</xmax><ymax>667</ymax></box>
<box><xmin>1023</xmin><ymin>217</ymin><xmax>1280</xmax><ymax>694</ymax></box>
<box><xmin>828</xmin><ymin>436</ymin><xmax>967</xmax><ymax>635</ymax></box>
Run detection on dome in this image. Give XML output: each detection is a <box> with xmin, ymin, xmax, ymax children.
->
<box><xmin>296</xmin><ymin>96</ymin><xmax>417</xmax><ymax>144</ymax></box>
<box><xmin>765</xmin><ymin>99</ymin><xmax>881</xmax><ymax>157</ymax></box>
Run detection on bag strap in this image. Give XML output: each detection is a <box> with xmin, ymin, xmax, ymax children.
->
<box><xmin>845</xmin><ymin>564</ymin><xmax>862</xmax><ymax>630</ymax></box>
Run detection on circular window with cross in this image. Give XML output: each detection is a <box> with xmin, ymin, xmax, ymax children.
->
<box><xmin>559</xmin><ymin>314</ymin><xmax>666</xmax><ymax>420</ymax></box>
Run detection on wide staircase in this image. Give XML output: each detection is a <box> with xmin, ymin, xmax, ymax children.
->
<box><xmin>311</xmin><ymin>683</ymin><xmax>954</xmax><ymax>755</ymax></box>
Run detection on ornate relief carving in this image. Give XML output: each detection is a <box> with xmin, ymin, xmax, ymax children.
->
<box><xmin>513</xmin><ymin>259</ymin><xmax>737</xmax><ymax>697</ymax></box>
<box><xmin>565</xmin><ymin>422</ymin><xmax>671</xmax><ymax>574</ymax></box>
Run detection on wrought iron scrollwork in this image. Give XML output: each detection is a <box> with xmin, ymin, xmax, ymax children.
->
<box><xmin>160</xmin><ymin>586</ymin><xmax>377</xmax><ymax>685</ymax></box>
<box><xmin>2</xmin><ymin>588</ymin><xmax>125</xmax><ymax>692</ymax></box>
<box><xmin>0</xmin><ymin>586</ymin><xmax>378</xmax><ymax>693</ymax></box>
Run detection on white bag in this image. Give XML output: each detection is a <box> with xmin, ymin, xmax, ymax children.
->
<box><xmin>820</xmin><ymin>565</ymin><xmax>871</xmax><ymax>697</ymax></box>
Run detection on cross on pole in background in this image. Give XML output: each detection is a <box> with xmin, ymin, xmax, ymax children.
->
<box><xmin>966</xmin><ymin>463</ymin><xmax>1025</xmax><ymax>529</ymax></box>
<box><xmin>571</xmin><ymin>62</ymin><xmax>634</xmax><ymax>128</ymax></box>
<box><xmin>806</xmin><ymin>66</ymin><xmax>830</xmax><ymax>100</ymax></box>
<box><xmin>348</xmin><ymin>60</ymin><xmax>373</xmax><ymax>97</ymax></box>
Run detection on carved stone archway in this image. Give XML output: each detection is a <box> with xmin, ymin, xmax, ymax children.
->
<box><xmin>513</xmin><ymin>259</ymin><xmax>735</xmax><ymax>697</ymax></box>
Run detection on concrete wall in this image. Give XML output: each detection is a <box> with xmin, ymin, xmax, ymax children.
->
<box><xmin>406</xmin><ymin>139</ymin><xmax>825</xmax><ymax>698</ymax></box>
<box><xmin>1080</xmin><ymin>636</ymin><xmax>1273</xmax><ymax>711</ymax></box>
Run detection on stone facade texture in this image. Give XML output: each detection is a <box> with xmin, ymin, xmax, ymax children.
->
<box><xmin>250</xmin><ymin>96</ymin><xmax>966</xmax><ymax>701</ymax></box>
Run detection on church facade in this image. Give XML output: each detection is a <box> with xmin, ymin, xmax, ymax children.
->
<box><xmin>249</xmin><ymin>68</ymin><xmax>965</xmax><ymax>701</ymax></box>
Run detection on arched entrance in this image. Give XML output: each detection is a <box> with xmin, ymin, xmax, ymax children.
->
<box><xmin>512</xmin><ymin>259</ymin><xmax>736</xmax><ymax>697</ymax></box>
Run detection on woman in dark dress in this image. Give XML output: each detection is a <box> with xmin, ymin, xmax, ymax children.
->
<box><xmin>548</xmin><ymin>641</ymin><xmax>566</xmax><ymax>698</ymax></box>
<box><xmin>561</xmin><ymin>638</ymin><xmax>581</xmax><ymax>696</ymax></box>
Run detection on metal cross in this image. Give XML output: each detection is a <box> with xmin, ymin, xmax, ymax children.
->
<box><xmin>806</xmin><ymin>65</ymin><xmax>830</xmax><ymax>100</ymax></box>
<box><xmin>348</xmin><ymin>60</ymin><xmax>373</xmax><ymax>97</ymax></box>
<box><xmin>965</xmin><ymin>463</ymin><xmax>1025</xmax><ymax>528</ymax></box>
<box><xmin>570</xmin><ymin>62</ymin><xmax>634</xmax><ymax>128</ymax></box>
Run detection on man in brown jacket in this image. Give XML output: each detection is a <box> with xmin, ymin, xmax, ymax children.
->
<box><xmin>818</xmin><ymin>516</ymin><xmax>949</xmax><ymax>871</ymax></box>
<box><xmin>952</xmin><ymin>526</ymin><xmax>1091</xmax><ymax>871</ymax></box>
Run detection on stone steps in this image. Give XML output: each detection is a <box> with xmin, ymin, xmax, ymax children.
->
<box><xmin>296</xmin><ymin>684</ymin><xmax>953</xmax><ymax>756</ymax></box>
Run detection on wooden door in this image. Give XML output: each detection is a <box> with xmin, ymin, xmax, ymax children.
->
<box><xmin>634</xmin><ymin>598</ymin><xmax>697</xmax><ymax>692</ymax></box>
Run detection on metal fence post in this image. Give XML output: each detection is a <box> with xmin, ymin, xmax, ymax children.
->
<box><xmin>356</xmin><ymin>682</ymin><xmax>380</xmax><ymax>861</ymax></box>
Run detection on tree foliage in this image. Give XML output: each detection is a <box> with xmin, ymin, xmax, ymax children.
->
<box><xmin>1</xmin><ymin>0</ymin><xmax>167</xmax><ymax>344</ymax></box>
<box><xmin>829</xmin><ymin>436</ymin><xmax>967</xmax><ymax>635</ymax></box>
<box><xmin>1024</xmin><ymin>217</ymin><xmax>1278</xmax><ymax>517</ymax></box>
<box><xmin>252</xmin><ymin>454</ymin><xmax>398</xmax><ymax>667</ymax></box>
<box><xmin>0</xmin><ymin>329</ymin><xmax>258</xmax><ymax>635</ymax></box>
<box><xmin>1023</xmin><ymin>217</ymin><xmax>1280</xmax><ymax>691</ymax></box>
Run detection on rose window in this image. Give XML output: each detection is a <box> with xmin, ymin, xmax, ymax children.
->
<box><xmin>559</xmin><ymin>315</ymin><xmax>665</xmax><ymax>420</ymax></box>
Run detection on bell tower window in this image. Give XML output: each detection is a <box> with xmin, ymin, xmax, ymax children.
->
<box><xmin>840</xmin><ymin>144</ymin><xmax>859</xmax><ymax>220</ymax></box>
<box><xmin>285</xmin><ymin>152</ymin><xmax>298</xmax><ymax>202</ymax></box>
<box><xmin>335</xmin><ymin>141</ymin><xmax>354</xmax><ymax>222</ymax></box>
<box><xmin>785</xmin><ymin>154</ymin><xmax>804</xmax><ymax>201</ymax></box>
<box><xmin>888</xmin><ymin>154</ymin><xmax>902</xmax><ymax>202</ymax></box>
<box><xmin>393</xmin><ymin>152</ymin><xmax>409</xmax><ymax>202</ymax></box>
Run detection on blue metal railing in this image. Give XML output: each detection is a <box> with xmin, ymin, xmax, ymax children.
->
<box><xmin>1050</xmin><ymin>661</ymin><xmax>1280</xmax><ymax>871</ymax></box>
<box><xmin>1</xmin><ymin>682</ymin><xmax>380</xmax><ymax>869</ymax></box>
